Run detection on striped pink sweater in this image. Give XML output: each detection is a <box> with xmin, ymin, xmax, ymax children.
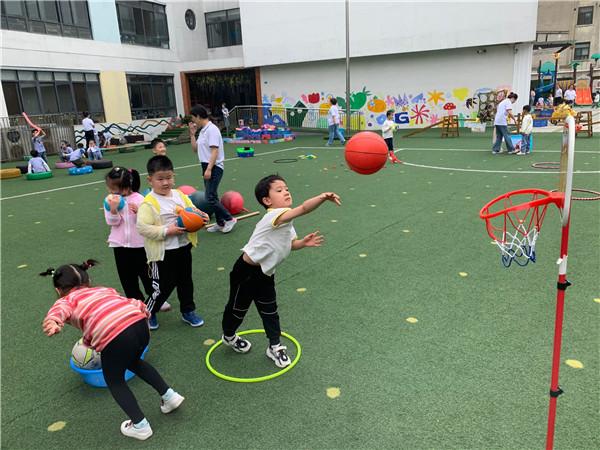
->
<box><xmin>45</xmin><ymin>287</ymin><xmax>149</xmax><ymax>352</ymax></box>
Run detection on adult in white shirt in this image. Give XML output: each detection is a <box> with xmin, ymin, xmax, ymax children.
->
<box><xmin>326</xmin><ymin>98</ymin><xmax>346</xmax><ymax>146</ymax></box>
<box><xmin>554</xmin><ymin>86</ymin><xmax>563</xmax><ymax>106</ymax></box>
<box><xmin>492</xmin><ymin>92</ymin><xmax>518</xmax><ymax>154</ymax></box>
<box><xmin>564</xmin><ymin>85</ymin><xmax>576</xmax><ymax>105</ymax></box>
<box><xmin>189</xmin><ymin>105</ymin><xmax>236</xmax><ymax>233</ymax></box>
<box><xmin>81</xmin><ymin>111</ymin><xmax>96</xmax><ymax>147</ymax></box>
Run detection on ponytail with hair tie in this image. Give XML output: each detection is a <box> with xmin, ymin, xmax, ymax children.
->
<box><xmin>81</xmin><ymin>259</ymin><xmax>99</xmax><ymax>270</ymax></box>
<box><xmin>39</xmin><ymin>268</ymin><xmax>55</xmax><ymax>277</ymax></box>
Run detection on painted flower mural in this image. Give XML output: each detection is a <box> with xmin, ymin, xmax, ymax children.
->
<box><xmin>410</xmin><ymin>104</ymin><xmax>430</xmax><ymax>124</ymax></box>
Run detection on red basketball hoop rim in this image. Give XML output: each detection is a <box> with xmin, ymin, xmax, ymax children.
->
<box><xmin>479</xmin><ymin>188</ymin><xmax>564</xmax><ymax>221</ymax></box>
<box><xmin>479</xmin><ymin>188</ymin><xmax>564</xmax><ymax>244</ymax></box>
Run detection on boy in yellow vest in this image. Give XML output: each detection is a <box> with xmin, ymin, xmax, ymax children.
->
<box><xmin>137</xmin><ymin>155</ymin><xmax>209</xmax><ymax>330</ymax></box>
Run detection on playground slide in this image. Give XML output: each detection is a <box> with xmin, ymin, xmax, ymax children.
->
<box><xmin>535</xmin><ymin>83</ymin><xmax>554</xmax><ymax>97</ymax></box>
<box><xmin>575</xmin><ymin>87</ymin><xmax>592</xmax><ymax>106</ymax></box>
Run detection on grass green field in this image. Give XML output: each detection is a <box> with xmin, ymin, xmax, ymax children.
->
<box><xmin>1</xmin><ymin>129</ymin><xmax>599</xmax><ymax>449</ymax></box>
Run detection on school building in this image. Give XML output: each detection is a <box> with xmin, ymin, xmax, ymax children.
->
<box><xmin>1</xmin><ymin>0</ymin><xmax>537</xmax><ymax>140</ymax></box>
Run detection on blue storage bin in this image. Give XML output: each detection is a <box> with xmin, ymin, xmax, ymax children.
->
<box><xmin>69</xmin><ymin>346</ymin><xmax>148</xmax><ymax>388</ymax></box>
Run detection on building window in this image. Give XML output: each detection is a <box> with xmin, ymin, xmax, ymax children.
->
<box><xmin>1</xmin><ymin>70</ymin><xmax>104</xmax><ymax>119</ymax></box>
<box><xmin>0</xmin><ymin>1</ymin><xmax>92</xmax><ymax>39</ymax></box>
<box><xmin>576</xmin><ymin>6</ymin><xmax>594</xmax><ymax>25</ymax></box>
<box><xmin>126</xmin><ymin>75</ymin><xmax>176</xmax><ymax>119</ymax></box>
<box><xmin>205</xmin><ymin>8</ymin><xmax>242</xmax><ymax>48</ymax></box>
<box><xmin>573</xmin><ymin>42</ymin><xmax>590</xmax><ymax>60</ymax></box>
<box><xmin>116</xmin><ymin>1</ymin><xmax>169</xmax><ymax>48</ymax></box>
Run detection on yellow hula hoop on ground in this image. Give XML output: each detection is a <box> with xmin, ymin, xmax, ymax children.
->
<box><xmin>205</xmin><ymin>329</ymin><xmax>301</xmax><ymax>383</ymax></box>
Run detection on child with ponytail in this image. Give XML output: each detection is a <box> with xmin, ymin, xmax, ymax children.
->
<box><xmin>41</xmin><ymin>260</ymin><xmax>184</xmax><ymax>440</ymax></box>
<box><xmin>104</xmin><ymin>167</ymin><xmax>171</xmax><ymax>311</ymax></box>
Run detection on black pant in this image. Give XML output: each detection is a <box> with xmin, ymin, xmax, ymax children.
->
<box><xmin>384</xmin><ymin>137</ymin><xmax>394</xmax><ymax>151</ymax></box>
<box><xmin>84</xmin><ymin>130</ymin><xmax>95</xmax><ymax>146</ymax></box>
<box><xmin>101</xmin><ymin>319</ymin><xmax>169</xmax><ymax>423</ymax></box>
<box><xmin>222</xmin><ymin>255</ymin><xmax>280</xmax><ymax>345</ymax></box>
<box><xmin>145</xmin><ymin>244</ymin><xmax>196</xmax><ymax>314</ymax></box>
<box><xmin>201</xmin><ymin>163</ymin><xmax>233</xmax><ymax>226</ymax></box>
<box><xmin>114</xmin><ymin>247</ymin><xmax>153</xmax><ymax>301</ymax></box>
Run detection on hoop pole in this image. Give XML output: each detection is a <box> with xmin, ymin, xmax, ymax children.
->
<box><xmin>545</xmin><ymin>218</ymin><xmax>571</xmax><ymax>450</ymax></box>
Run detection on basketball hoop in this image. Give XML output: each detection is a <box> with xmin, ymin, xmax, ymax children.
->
<box><xmin>479</xmin><ymin>189</ymin><xmax>563</xmax><ymax>267</ymax></box>
<box><xmin>479</xmin><ymin>116</ymin><xmax>577</xmax><ymax>450</ymax></box>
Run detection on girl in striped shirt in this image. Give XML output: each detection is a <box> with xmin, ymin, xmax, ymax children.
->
<box><xmin>41</xmin><ymin>260</ymin><xmax>184</xmax><ymax>441</ymax></box>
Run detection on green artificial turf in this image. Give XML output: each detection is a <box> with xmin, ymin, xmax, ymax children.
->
<box><xmin>1</xmin><ymin>130</ymin><xmax>599</xmax><ymax>449</ymax></box>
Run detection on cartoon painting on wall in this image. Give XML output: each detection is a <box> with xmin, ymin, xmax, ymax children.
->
<box><xmin>262</xmin><ymin>84</ymin><xmax>512</xmax><ymax>130</ymax></box>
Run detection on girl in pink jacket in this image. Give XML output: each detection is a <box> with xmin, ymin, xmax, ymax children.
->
<box><xmin>104</xmin><ymin>167</ymin><xmax>171</xmax><ymax>311</ymax></box>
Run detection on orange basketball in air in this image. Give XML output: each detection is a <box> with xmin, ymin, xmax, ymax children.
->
<box><xmin>344</xmin><ymin>132</ymin><xmax>388</xmax><ymax>175</ymax></box>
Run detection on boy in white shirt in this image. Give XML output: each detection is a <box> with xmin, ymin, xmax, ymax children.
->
<box><xmin>518</xmin><ymin>105</ymin><xmax>533</xmax><ymax>155</ymax></box>
<box><xmin>381</xmin><ymin>109</ymin><xmax>402</xmax><ymax>164</ymax></box>
<box><xmin>27</xmin><ymin>150</ymin><xmax>51</xmax><ymax>173</ymax></box>
<box><xmin>220</xmin><ymin>175</ymin><xmax>341</xmax><ymax>367</ymax></box>
<box><xmin>326</xmin><ymin>98</ymin><xmax>346</xmax><ymax>146</ymax></box>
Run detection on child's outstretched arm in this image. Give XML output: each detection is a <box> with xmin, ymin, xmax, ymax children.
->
<box><xmin>43</xmin><ymin>298</ymin><xmax>74</xmax><ymax>336</ymax></box>
<box><xmin>292</xmin><ymin>231</ymin><xmax>324</xmax><ymax>250</ymax></box>
<box><xmin>274</xmin><ymin>192</ymin><xmax>341</xmax><ymax>226</ymax></box>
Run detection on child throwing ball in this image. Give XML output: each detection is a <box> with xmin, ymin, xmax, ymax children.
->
<box><xmin>41</xmin><ymin>260</ymin><xmax>184</xmax><ymax>440</ymax></box>
<box><xmin>220</xmin><ymin>175</ymin><xmax>341</xmax><ymax>367</ymax></box>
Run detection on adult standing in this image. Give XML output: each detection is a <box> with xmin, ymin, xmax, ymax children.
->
<box><xmin>564</xmin><ymin>84</ymin><xmax>576</xmax><ymax>105</ymax></box>
<box><xmin>221</xmin><ymin>103</ymin><xmax>230</xmax><ymax>135</ymax></box>
<box><xmin>529</xmin><ymin>89</ymin><xmax>536</xmax><ymax>107</ymax></box>
<box><xmin>326</xmin><ymin>98</ymin><xmax>346</xmax><ymax>146</ymax></box>
<box><xmin>189</xmin><ymin>105</ymin><xmax>236</xmax><ymax>233</ymax></box>
<box><xmin>492</xmin><ymin>92</ymin><xmax>518</xmax><ymax>155</ymax></box>
<box><xmin>82</xmin><ymin>112</ymin><xmax>96</xmax><ymax>147</ymax></box>
<box><xmin>554</xmin><ymin>85</ymin><xmax>563</xmax><ymax>106</ymax></box>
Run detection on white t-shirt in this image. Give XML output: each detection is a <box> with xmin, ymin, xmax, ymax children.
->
<box><xmin>564</xmin><ymin>89</ymin><xmax>576</xmax><ymax>101</ymax></box>
<box><xmin>494</xmin><ymin>99</ymin><xmax>513</xmax><ymax>126</ymax></box>
<box><xmin>242</xmin><ymin>208</ymin><xmax>297</xmax><ymax>276</ymax></box>
<box><xmin>382</xmin><ymin>119</ymin><xmax>395</xmax><ymax>139</ymax></box>
<box><xmin>327</xmin><ymin>105</ymin><xmax>340</xmax><ymax>126</ymax></box>
<box><xmin>196</xmin><ymin>121</ymin><xmax>224</xmax><ymax>169</ymax></box>
<box><xmin>69</xmin><ymin>149</ymin><xmax>85</xmax><ymax>161</ymax></box>
<box><xmin>150</xmin><ymin>190</ymin><xmax>189</xmax><ymax>250</ymax></box>
<box><xmin>82</xmin><ymin>117</ymin><xmax>95</xmax><ymax>131</ymax></box>
<box><xmin>555</xmin><ymin>87</ymin><xmax>563</xmax><ymax>98</ymax></box>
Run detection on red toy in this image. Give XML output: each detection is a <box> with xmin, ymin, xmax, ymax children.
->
<box><xmin>176</xmin><ymin>207</ymin><xmax>206</xmax><ymax>232</ymax></box>
<box><xmin>221</xmin><ymin>191</ymin><xmax>246</xmax><ymax>215</ymax></box>
<box><xmin>344</xmin><ymin>132</ymin><xmax>388</xmax><ymax>175</ymax></box>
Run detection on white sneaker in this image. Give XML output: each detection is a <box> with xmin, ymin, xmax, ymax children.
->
<box><xmin>266</xmin><ymin>344</ymin><xmax>291</xmax><ymax>368</ymax></box>
<box><xmin>120</xmin><ymin>420</ymin><xmax>153</xmax><ymax>440</ymax></box>
<box><xmin>222</xmin><ymin>334</ymin><xmax>252</xmax><ymax>353</ymax></box>
<box><xmin>222</xmin><ymin>218</ymin><xmax>237</xmax><ymax>233</ymax></box>
<box><xmin>517</xmin><ymin>152</ymin><xmax>526</xmax><ymax>156</ymax></box>
<box><xmin>207</xmin><ymin>223</ymin><xmax>224</xmax><ymax>233</ymax></box>
<box><xmin>160</xmin><ymin>392</ymin><xmax>185</xmax><ymax>414</ymax></box>
<box><xmin>160</xmin><ymin>301</ymin><xmax>172</xmax><ymax>312</ymax></box>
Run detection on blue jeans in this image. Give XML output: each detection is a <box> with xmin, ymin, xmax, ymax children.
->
<box><xmin>327</xmin><ymin>124</ymin><xmax>345</xmax><ymax>145</ymax></box>
<box><xmin>521</xmin><ymin>134</ymin><xmax>531</xmax><ymax>153</ymax></box>
<box><xmin>201</xmin><ymin>163</ymin><xmax>233</xmax><ymax>226</ymax></box>
<box><xmin>492</xmin><ymin>125</ymin><xmax>515</xmax><ymax>153</ymax></box>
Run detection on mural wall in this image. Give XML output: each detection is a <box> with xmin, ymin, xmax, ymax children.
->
<box><xmin>259</xmin><ymin>45</ymin><xmax>522</xmax><ymax>130</ymax></box>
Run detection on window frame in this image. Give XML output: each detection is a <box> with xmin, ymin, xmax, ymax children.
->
<box><xmin>0</xmin><ymin>0</ymin><xmax>92</xmax><ymax>39</ymax></box>
<box><xmin>573</xmin><ymin>42</ymin><xmax>591</xmax><ymax>60</ymax></box>
<box><xmin>126</xmin><ymin>74</ymin><xmax>176</xmax><ymax>120</ymax></box>
<box><xmin>1</xmin><ymin>69</ymin><xmax>104</xmax><ymax>120</ymax></box>
<box><xmin>576</xmin><ymin>6</ymin><xmax>594</xmax><ymax>26</ymax></box>
<box><xmin>116</xmin><ymin>1</ymin><xmax>170</xmax><ymax>49</ymax></box>
<box><xmin>205</xmin><ymin>8</ymin><xmax>242</xmax><ymax>49</ymax></box>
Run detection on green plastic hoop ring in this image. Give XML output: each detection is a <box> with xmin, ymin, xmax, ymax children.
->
<box><xmin>205</xmin><ymin>329</ymin><xmax>301</xmax><ymax>383</ymax></box>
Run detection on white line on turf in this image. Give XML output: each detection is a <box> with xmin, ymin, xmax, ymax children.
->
<box><xmin>395</xmin><ymin>147</ymin><xmax>600</xmax><ymax>154</ymax></box>
<box><xmin>1</xmin><ymin>146</ymin><xmax>325</xmax><ymax>201</ymax></box>
<box><xmin>400</xmin><ymin>162</ymin><xmax>600</xmax><ymax>174</ymax></box>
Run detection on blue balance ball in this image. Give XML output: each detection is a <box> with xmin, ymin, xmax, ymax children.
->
<box><xmin>188</xmin><ymin>191</ymin><xmax>215</xmax><ymax>218</ymax></box>
<box><xmin>103</xmin><ymin>195</ymin><xmax>126</xmax><ymax>212</ymax></box>
<box><xmin>68</xmin><ymin>166</ymin><xmax>93</xmax><ymax>175</ymax></box>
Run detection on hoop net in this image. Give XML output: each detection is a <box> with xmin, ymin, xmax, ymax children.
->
<box><xmin>479</xmin><ymin>189</ymin><xmax>564</xmax><ymax>267</ymax></box>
